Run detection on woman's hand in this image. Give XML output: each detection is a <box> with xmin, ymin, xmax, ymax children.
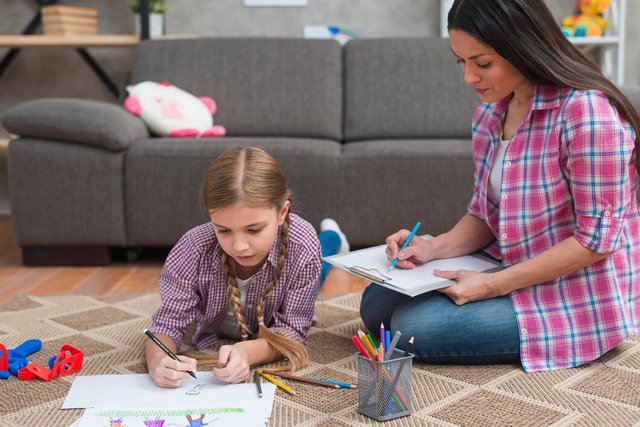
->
<box><xmin>147</xmin><ymin>352</ymin><xmax>197</xmax><ymax>388</ymax></box>
<box><xmin>385</xmin><ymin>229</ymin><xmax>435</xmax><ymax>269</ymax></box>
<box><xmin>434</xmin><ymin>269</ymin><xmax>501</xmax><ymax>305</ymax></box>
<box><xmin>212</xmin><ymin>343</ymin><xmax>251</xmax><ymax>383</ymax></box>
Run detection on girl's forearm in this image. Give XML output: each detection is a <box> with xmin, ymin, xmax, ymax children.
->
<box><xmin>234</xmin><ymin>338</ymin><xmax>282</xmax><ymax>365</ymax></box>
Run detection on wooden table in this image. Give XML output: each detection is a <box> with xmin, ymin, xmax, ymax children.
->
<box><xmin>0</xmin><ymin>35</ymin><xmax>139</xmax><ymax>48</ymax></box>
<box><xmin>0</xmin><ymin>35</ymin><xmax>140</xmax><ymax>97</ymax></box>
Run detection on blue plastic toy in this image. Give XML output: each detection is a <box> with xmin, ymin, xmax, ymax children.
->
<box><xmin>0</xmin><ymin>339</ymin><xmax>42</xmax><ymax>379</ymax></box>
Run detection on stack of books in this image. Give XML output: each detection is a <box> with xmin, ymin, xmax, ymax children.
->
<box><xmin>41</xmin><ymin>6</ymin><xmax>98</xmax><ymax>35</ymax></box>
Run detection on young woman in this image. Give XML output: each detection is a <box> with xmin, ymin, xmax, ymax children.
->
<box><xmin>146</xmin><ymin>147</ymin><xmax>347</xmax><ymax>387</ymax></box>
<box><xmin>360</xmin><ymin>0</ymin><xmax>640</xmax><ymax>372</ymax></box>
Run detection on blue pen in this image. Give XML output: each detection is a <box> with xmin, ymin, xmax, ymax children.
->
<box><xmin>389</xmin><ymin>221</ymin><xmax>421</xmax><ymax>272</ymax></box>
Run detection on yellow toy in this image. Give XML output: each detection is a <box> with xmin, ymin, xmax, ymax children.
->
<box><xmin>561</xmin><ymin>0</ymin><xmax>611</xmax><ymax>37</ymax></box>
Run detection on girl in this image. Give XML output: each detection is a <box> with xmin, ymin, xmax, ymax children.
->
<box><xmin>361</xmin><ymin>0</ymin><xmax>639</xmax><ymax>372</ymax></box>
<box><xmin>146</xmin><ymin>147</ymin><xmax>347</xmax><ymax>387</ymax></box>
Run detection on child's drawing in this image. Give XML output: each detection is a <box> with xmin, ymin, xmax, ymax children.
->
<box><xmin>186</xmin><ymin>414</ymin><xmax>208</xmax><ymax>427</ymax></box>
<box><xmin>185</xmin><ymin>384</ymin><xmax>207</xmax><ymax>395</ymax></box>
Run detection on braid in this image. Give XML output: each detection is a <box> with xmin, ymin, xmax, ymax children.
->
<box><xmin>256</xmin><ymin>212</ymin><xmax>309</xmax><ymax>372</ymax></box>
<box><xmin>221</xmin><ymin>251</ymin><xmax>250</xmax><ymax>340</ymax></box>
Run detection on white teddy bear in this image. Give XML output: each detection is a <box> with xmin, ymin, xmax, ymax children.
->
<box><xmin>124</xmin><ymin>81</ymin><xmax>226</xmax><ymax>138</ymax></box>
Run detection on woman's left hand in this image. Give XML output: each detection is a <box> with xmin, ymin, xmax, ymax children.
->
<box><xmin>212</xmin><ymin>343</ymin><xmax>251</xmax><ymax>383</ymax></box>
<box><xmin>434</xmin><ymin>269</ymin><xmax>500</xmax><ymax>305</ymax></box>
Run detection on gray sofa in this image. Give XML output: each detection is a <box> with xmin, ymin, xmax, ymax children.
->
<box><xmin>1</xmin><ymin>37</ymin><xmax>484</xmax><ymax>265</ymax></box>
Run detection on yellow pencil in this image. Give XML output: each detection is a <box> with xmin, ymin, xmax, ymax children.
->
<box><xmin>258</xmin><ymin>370</ymin><xmax>296</xmax><ymax>395</ymax></box>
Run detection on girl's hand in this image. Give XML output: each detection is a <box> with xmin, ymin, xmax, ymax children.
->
<box><xmin>434</xmin><ymin>269</ymin><xmax>500</xmax><ymax>305</ymax></box>
<box><xmin>385</xmin><ymin>230</ymin><xmax>435</xmax><ymax>269</ymax></box>
<box><xmin>148</xmin><ymin>353</ymin><xmax>197</xmax><ymax>388</ymax></box>
<box><xmin>212</xmin><ymin>343</ymin><xmax>251</xmax><ymax>383</ymax></box>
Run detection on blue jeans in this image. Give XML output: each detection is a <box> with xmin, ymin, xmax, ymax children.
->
<box><xmin>318</xmin><ymin>230</ymin><xmax>341</xmax><ymax>287</ymax></box>
<box><xmin>360</xmin><ymin>284</ymin><xmax>520</xmax><ymax>364</ymax></box>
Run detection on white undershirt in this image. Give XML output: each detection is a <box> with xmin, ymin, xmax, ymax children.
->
<box><xmin>216</xmin><ymin>276</ymin><xmax>251</xmax><ymax>339</ymax></box>
<box><xmin>488</xmin><ymin>134</ymin><xmax>512</xmax><ymax>202</ymax></box>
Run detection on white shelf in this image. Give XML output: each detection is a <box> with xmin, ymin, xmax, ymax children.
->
<box><xmin>566</xmin><ymin>0</ymin><xmax>626</xmax><ymax>85</ymax></box>
<box><xmin>567</xmin><ymin>36</ymin><xmax>619</xmax><ymax>45</ymax></box>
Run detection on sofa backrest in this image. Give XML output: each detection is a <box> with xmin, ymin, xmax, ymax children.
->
<box><xmin>130</xmin><ymin>38</ymin><xmax>343</xmax><ymax>140</ymax></box>
<box><xmin>343</xmin><ymin>38</ymin><xmax>479</xmax><ymax>141</ymax></box>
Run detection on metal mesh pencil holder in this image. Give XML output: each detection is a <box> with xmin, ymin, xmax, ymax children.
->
<box><xmin>356</xmin><ymin>350</ymin><xmax>414</xmax><ymax>421</ymax></box>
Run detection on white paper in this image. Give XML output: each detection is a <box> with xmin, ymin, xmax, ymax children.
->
<box><xmin>76</xmin><ymin>403</ymin><xmax>268</xmax><ymax>427</ymax></box>
<box><xmin>324</xmin><ymin>236</ymin><xmax>501</xmax><ymax>297</ymax></box>
<box><xmin>62</xmin><ymin>373</ymin><xmax>276</xmax><ymax>421</ymax></box>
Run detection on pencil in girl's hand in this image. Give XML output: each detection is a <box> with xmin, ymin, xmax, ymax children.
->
<box><xmin>143</xmin><ymin>329</ymin><xmax>197</xmax><ymax>379</ymax></box>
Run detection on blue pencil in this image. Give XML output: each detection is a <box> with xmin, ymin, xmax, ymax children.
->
<box><xmin>307</xmin><ymin>377</ymin><xmax>357</xmax><ymax>389</ymax></box>
<box><xmin>385</xmin><ymin>330</ymin><xmax>391</xmax><ymax>359</ymax></box>
<box><xmin>389</xmin><ymin>221</ymin><xmax>421</xmax><ymax>271</ymax></box>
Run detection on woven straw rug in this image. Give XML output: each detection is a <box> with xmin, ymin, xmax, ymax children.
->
<box><xmin>1</xmin><ymin>293</ymin><xmax>639</xmax><ymax>426</ymax></box>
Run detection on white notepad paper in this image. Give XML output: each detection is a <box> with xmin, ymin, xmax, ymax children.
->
<box><xmin>324</xmin><ymin>237</ymin><xmax>501</xmax><ymax>297</ymax></box>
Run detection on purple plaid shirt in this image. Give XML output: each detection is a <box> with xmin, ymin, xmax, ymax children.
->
<box><xmin>150</xmin><ymin>213</ymin><xmax>322</xmax><ymax>350</ymax></box>
<box><xmin>469</xmin><ymin>85</ymin><xmax>640</xmax><ymax>371</ymax></box>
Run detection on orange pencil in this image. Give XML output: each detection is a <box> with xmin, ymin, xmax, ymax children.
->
<box><xmin>360</xmin><ymin>334</ymin><xmax>378</xmax><ymax>359</ymax></box>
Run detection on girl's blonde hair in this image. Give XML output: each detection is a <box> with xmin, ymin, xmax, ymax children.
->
<box><xmin>201</xmin><ymin>147</ymin><xmax>309</xmax><ymax>371</ymax></box>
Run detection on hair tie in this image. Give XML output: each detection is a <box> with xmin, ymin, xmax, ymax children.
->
<box><xmin>258</xmin><ymin>321</ymin><xmax>265</xmax><ymax>326</ymax></box>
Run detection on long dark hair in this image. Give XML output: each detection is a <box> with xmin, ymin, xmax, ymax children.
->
<box><xmin>448</xmin><ymin>0</ymin><xmax>640</xmax><ymax>173</ymax></box>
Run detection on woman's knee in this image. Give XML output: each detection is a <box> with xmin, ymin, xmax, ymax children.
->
<box><xmin>359</xmin><ymin>284</ymin><xmax>409</xmax><ymax>333</ymax></box>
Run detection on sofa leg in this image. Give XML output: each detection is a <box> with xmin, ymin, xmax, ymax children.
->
<box><xmin>22</xmin><ymin>246</ymin><xmax>111</xmax><ymax>266</ymax></box>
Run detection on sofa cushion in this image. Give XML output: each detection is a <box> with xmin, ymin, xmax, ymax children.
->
<box><xmin>338</xmin><ymin>139</ymin><xmax>475</xmax><ymax>245</ymax></box>
<box><xmin>8</xmin><ymin>139</ymin><xmax>127</xmax><ymax>246</ymax></box>
<box><xmin>1</xmin><ymin>99</ymin><xmax>149</xmax><ymax>152</ymax></box>
<box><xmin>130</xmin><ymin>38</ymin><xmax>343</xmax><ymax>141</ymax></box>
<box><xmin>125</xmin><ymin>138</ymin><xmax>342</xmax><ymax>245</ymax></box>
<box><xmin>344</xmin><ymin>38</ymin><xmax>479</xmax><ymax>141</ymax></box>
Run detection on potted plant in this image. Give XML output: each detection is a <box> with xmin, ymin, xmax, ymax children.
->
<box><xmin>129</xmin><ymin>0</ymin><xmax>166</xmax><ymax>38</ymax></box>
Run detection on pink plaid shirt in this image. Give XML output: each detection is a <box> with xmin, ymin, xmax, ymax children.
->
<box><xmin>150</xmin><ymin>213</ymin><xmax>322</xmax><ymax>350</ymax></box>
<box><xmin>469</xmin><ymin>85</ymin><xmax>640</xmax><ymax>371</ymax></box>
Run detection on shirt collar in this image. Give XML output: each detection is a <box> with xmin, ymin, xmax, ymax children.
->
<box><xmin>488</xmin><ymin>85</ymin><xmax>564</xmax><ymax>134</ymax></box>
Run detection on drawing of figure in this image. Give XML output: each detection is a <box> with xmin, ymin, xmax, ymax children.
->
<box><xmin>143</xmin><ymin>419</ymin><xmax>166</xmax><ymax>427</ymax></box>
<box><xmin>185</xmin><ymin>383</ymin><xmax>206</xmax><ymax>395</ymax></box>
<box><xmin>186</xmin><ymin>414</ymin><xmax>208</xmax><ymax>427</ymax></box>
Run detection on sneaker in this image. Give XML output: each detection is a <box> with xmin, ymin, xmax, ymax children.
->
<box><xmin>320</xmin><ymin>218</ymin><xmax>350</xmax><ymax>254</ymax></box>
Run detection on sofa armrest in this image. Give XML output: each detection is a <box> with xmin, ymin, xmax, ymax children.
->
<box><xmin>1</xmin><ymin>98</ymin><xmax>149</xmax><ymax>152</ymax></box>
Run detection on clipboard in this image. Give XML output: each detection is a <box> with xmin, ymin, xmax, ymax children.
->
<box><xmin>323</xmin><ymin>236</ymin><xmax>502</xmax><ymax>297</ymax></box>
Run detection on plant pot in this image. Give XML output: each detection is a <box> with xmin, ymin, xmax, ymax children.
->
<box><xmin>134</xmin><ymin>13</ymin><xmax>165</xmax><ymax>38</ymax></box>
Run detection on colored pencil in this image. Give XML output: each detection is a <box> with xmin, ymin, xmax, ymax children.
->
<box><xmin>253</xmin><ymin>370</ymin><xmax>263</xmax><ymax>398</ymax></box>
<box><xmin>389</xmin><ymin>221</ymin><xmax>421</xmax><ymax>271</ymax></box>
<box><xmin>384</xmin><ymin>330</ymin><xmax>402</xmax><ymax>360</ymax></box>
<box><xmin>307</xmin><ymin>377</ymin><xmax>357</xmax><ymax>389</ymax></box>
<box><xmin>259</xmin><ymin>369</ymin><xmax>340</xmax><ymax>389</ymax></box>
<box><xmin>258</xmin><ymin>370</ymin><xmax>296</xmax><ymax>395</ymax></box>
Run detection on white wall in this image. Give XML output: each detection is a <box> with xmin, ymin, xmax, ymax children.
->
<box><xmin>0</xmin><ymin>0</ymin><xmax>638</xmax><ymax>137</ymax></box>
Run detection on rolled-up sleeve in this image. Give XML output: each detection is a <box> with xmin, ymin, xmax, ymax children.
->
<box><xmin>150</xmin><ymin>236</ymin><xmax>201</xmax><ymax>348</ymax></box>
<box><xmin>563</xmin><ymin>91</ymin><xmax>635</xmax><ymax>253</ymax></box>
<box><xmin>269</xmin><ymin>259</ymin><xmax>321</xmax><ymax>344</ymax></box>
